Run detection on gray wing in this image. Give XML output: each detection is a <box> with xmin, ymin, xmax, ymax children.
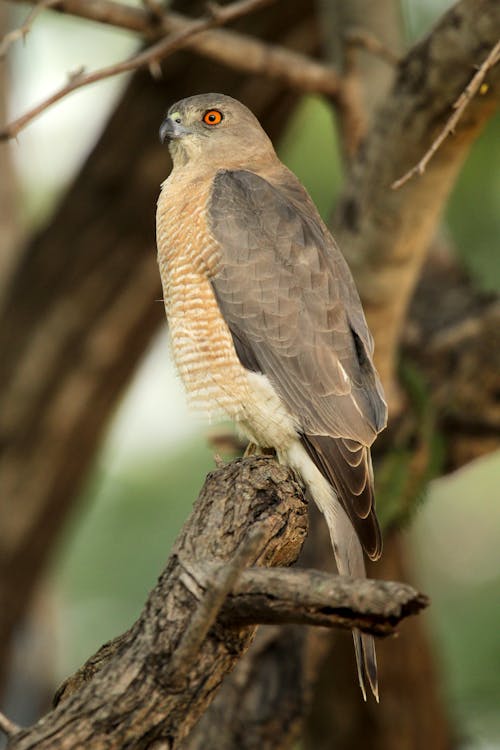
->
<box><xmin>208</xmin><ymin>169</ymin><xmax>387</xmax><ymax>558</ymax></box>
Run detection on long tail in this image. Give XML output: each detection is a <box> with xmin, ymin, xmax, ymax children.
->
<box><xmin>286</xmin><ymin>441</ymin><xmax>379</xmax><ymax>701</ymax></box>
<box><xmin>323</xmin><ymin>500</ymin><xmax>379</xmax><ymax>702</ymax></box>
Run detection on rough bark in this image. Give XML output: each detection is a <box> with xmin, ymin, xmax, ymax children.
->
<box><xmin>335</xmin><ymin>0</ymin><xmax>500</xmax><ymax>406</ymax></box>
<box><xmin>6</xmin><ymin>458</ymin><xmax>307</xmax><ymax>749</ymax></box>
<box><xmin>4</xmin><ymin>457</ymin><xmax>426</xmax><ymax>749</ymax></box>
<box><xmin>0</xmin><ymin>0</ymin><xmax>316</xmax><ymax>686</ymax></box>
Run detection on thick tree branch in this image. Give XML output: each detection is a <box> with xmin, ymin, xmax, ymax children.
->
<box><xmin>6</xmin><ymin>458</ymin><xmax>307</xmax><ymax>749</ymax></box>
<box><xmin>219</xmin><ymin>567</ymin><xmax>427</xmax><ymax>633</ymax></box>
<box><xmin>4</xmin><ymin>457</ymin><xmax>426</xmax><ymax>749</ymax></box>
<box><xmin>54</xmin><ymin>568</ymin><xmax>426</xmax><ymax>710</ymax></box>
<box><xmin>393</xmin><ymin>37</ymin><xmax>500</xmax><ymax>188</ymax></box>
<box><xmin>335</xmin><ymin>0</ymin><xmax>500</xmax><ymax>406</ymax></box>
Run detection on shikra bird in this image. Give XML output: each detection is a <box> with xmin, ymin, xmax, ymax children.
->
<box><xmin>156</xmin><ymin>93</ymin><xmax>387</xmax><ymax>701</ymax></box>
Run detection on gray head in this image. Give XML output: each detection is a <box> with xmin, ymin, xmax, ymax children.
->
<box><xmin>159</xmin><ymin>93</ymin><xmax>277</xmax><ymax>168</ymax></box>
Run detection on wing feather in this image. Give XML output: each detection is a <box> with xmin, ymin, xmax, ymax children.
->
<box><xmin>208</xmin><ymin>168</ymin><xmax>386</xmax><ymax>555</ymax></box>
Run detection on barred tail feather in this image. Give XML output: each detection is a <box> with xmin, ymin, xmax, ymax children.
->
<box><xmin>286</xmin><ymin>440</ymin><xmax>379</xmax><ymax>702</ymax></box>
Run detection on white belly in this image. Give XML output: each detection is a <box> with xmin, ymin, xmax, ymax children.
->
<box><xmin>238</xmin><ymin>370</ymin><xmax>299</xmax><ymax>451</ymax></box>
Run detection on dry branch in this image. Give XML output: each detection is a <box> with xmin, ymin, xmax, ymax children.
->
<box><xmin>219</xmin><ymin>567</ymin><xmax>427</xmax><ymax>633</ymax></box>
<box><xmin>0</xmin><ymin>0</ymin><xmax>276</xmax><ymax>139</ymax></box>
<box><xmin>1</xmin><ymin>0</ymin><xmax>342</xmax><ymax>139</ymax></box>
<box><xmin>392</xmin><ymin>37</ymin><xmax>500</xmax><ymax>188</ymax></box>
<box><xmin>2</xmin><ymin>457</ymin><xmax>426</xmax><ymax>749</ymax></box>
<box><xmin>0</xmin><ymin>711</ymin><xmax>19</xmax><ymax>738</ymax></box>
<box><xmin>6</xmin><ymin>458</ymin><xmax>307</xmax><ymax>749</ymax></box>
<box><xmin>53</xmin><ymin>568</ymin><xmax>426</xmax><ymax>709</ymax></box>
<box><xmin>0</xmin><ymin>0</ymin><xmax>59</xmax><ymax>59</ymax></box>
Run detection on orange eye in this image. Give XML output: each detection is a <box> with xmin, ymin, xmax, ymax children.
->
<box><xmin>203</xmin><ymin>109</ymin><xmax>223</xmax><ymax>126</ymax></box>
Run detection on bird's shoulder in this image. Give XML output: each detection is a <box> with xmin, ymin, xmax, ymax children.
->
<box><xmin>209</xmin><ymin>165</ymin><xmax>328</xmax><ymax>243</ymax></box>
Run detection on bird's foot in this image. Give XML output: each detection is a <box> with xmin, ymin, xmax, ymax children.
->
<box><xmin>244</xmin><ymin>442</ymin><xmax>260</xmax><ymax>457</ymax></box>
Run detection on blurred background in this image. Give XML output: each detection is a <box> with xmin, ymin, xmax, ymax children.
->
<box><xmin>1</xmin><ymin>0</ymin><xmax>499</xmax><ymax>747</ymax></box>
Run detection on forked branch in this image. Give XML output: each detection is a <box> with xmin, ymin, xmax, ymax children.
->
<box><xmin>3</xmin><ymin>457</ymin><xmax>426</xmax><ymax>749</ymax></box>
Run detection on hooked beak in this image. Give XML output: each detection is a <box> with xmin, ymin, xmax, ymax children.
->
<box><xmin>159</xmin><ymin>116</ymin><xmax>192</xmax><ymax>143</ymax></box>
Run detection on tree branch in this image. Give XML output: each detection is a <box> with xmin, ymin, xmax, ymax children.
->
<box><xmin>0</xmin><ymin>710</ymin><xmax>20</xmax><ymax>739</ymax></box>
<box><xmin>344</xmin><ymin>27</ymin><xmax>399</xmax><ymax>66</ymax></box>
<box><xmin>219</xmin><ymin>567</ymin><xmax>427</xmax><ymax>633</ymax></box>
<box><xmin>392</xmin><ymin>37</ymin><xmax>500</xmax><ymax>188</ymax></box>
<box><xmin>0</xmin><ymin>0</ymin><xmax>59</xmax><ymax>59</ymax></box>
<box><xmin>4</xmin><ymin>457</ymin><xmax>425</xmax><ymax>749</ymax></box>
<box><xmin>335</xmin><ymin>0</ymin><xmax>500</xmax><ymax>407</ymax></box>
<box><xmin>2</xmin><ymin>0</ymin><xmax>342</xmax><ymax>140</ymax></box>
<box><xmin>54</xmin><ymin>567</ymin><xmax>426</xmax><ymax>711</ymax></box>
<box><xmin>0</xmin><ymin>0</ymin><xmax>276</xmax><ymax>140</ymax></box>
<box><xmin>7</xmin><ymin>458</ymin><xmax>307</xmax><ymax>749</ymax></box>
<box><xmin>162</xmin><ymin>523</ymin><xmax>268</xmax><ymax>689</ymax></box>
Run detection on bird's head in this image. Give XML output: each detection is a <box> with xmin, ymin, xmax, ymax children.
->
<box><xmin>159</xmin><ymin>93</ymin><xmax>277</xmax><ymax>169</ymax></box>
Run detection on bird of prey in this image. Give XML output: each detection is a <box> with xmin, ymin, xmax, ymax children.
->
<box><xmin>156</xmin><ymin>93</ymin><xmax>387</xmax><ymax>701</ymax></box>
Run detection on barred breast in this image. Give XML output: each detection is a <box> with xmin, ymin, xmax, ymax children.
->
<box><xmin>156</xmin><ymin>171</ymin><xmax>299</xmax><ymax>449</ymax></box>
<box><xmin>156</xmin><ymin>173</ymin><xmax>249</xmax><ymax>421</ymax></box>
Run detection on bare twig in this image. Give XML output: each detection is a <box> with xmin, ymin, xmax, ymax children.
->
<box><xmin>4</xmin><ymin>0</ymin><xmax>341</xmax><ymax>138</ymax></box>
<box><xmin>0</xmin><ymin>710</ymin><xmax>20</xmax><ymax>737</ymax></box>
<box><xmin>344</xmin><ymin>27</ymin><xmax>399</xmax><ymax>66</ymax></box>
<box><xmin>0</xmin><ymin>0</ymin><xmax>60</xmax><ymax>60</ymax></box>
<box><xmin>392</xmin><ymin>37</ymin><xmax>500</xmax><ymax>189</ymax></box>
<box><xmin>0</xmin><ymin>0</ymin><xmax>276</xmax><ymax>140</ymax></box>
